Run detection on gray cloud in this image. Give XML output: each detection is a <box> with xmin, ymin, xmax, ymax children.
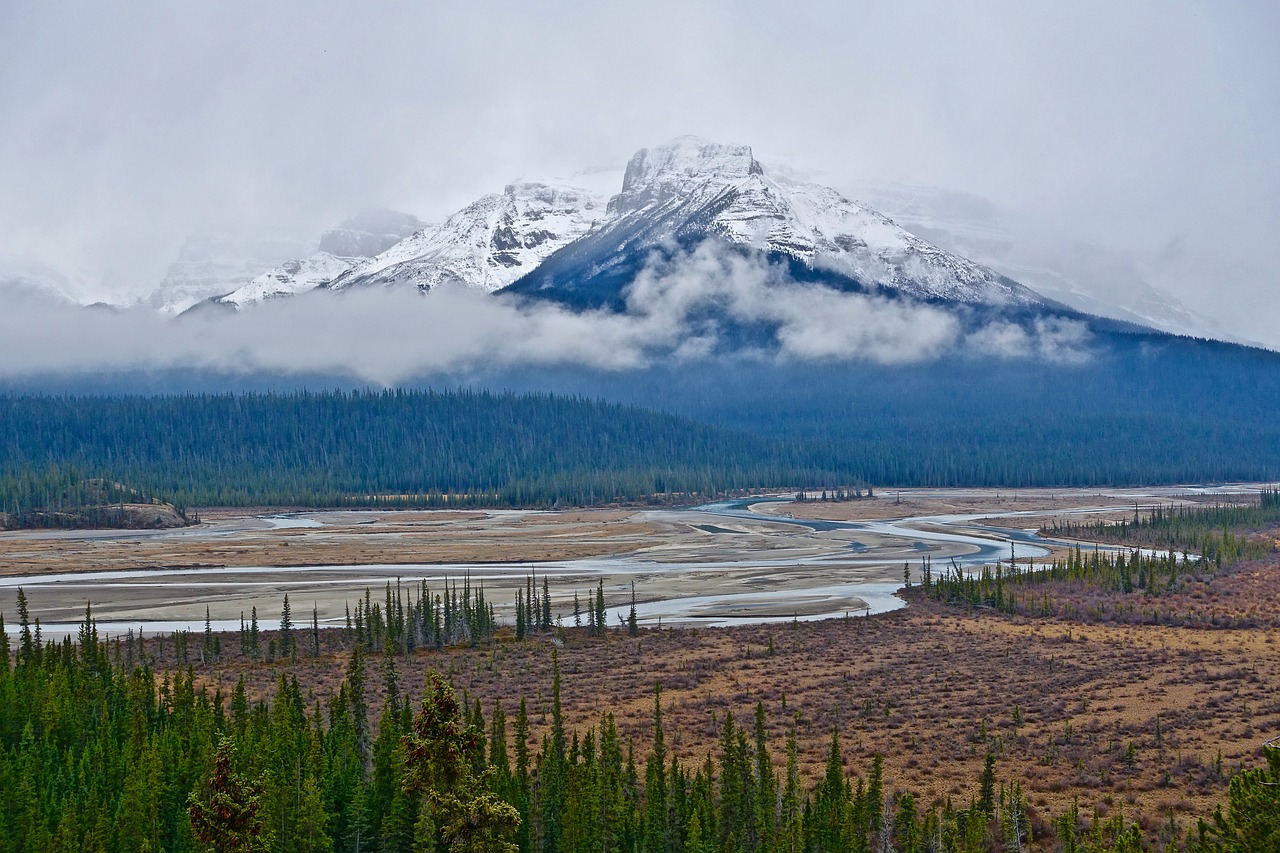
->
<box><xmin>966</xmin><ymin>317</ymin><xmax>1092</xmax><ymax>365</ymax></box>
<box><xmin>0</xmin><ymin>245</ymin><xmax>1090</xmax><ymax>383</ymax></box>
<box><xmin>1</xmin><ymin>1</ymin><xmax>1275</xmax><ymax>341</ymax></box>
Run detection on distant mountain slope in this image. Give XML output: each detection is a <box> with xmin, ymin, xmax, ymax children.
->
<box><xmin>318</xmin><ymin>208</ymin><xmax>425</xmax><ymax>259</ymax></box>
<box><xmin>206</xmin><ymin>209</ymin><xmax>425</xmax><ymax>310</ymax></box>
<box><xmin>145</xmin><ymin>233</ymin><xmax>313</xmax><ymax>315</ymax></box>
<box><xmin>213</xmin><ymin>252</ymin><xmax>356</xmax><ymax>310</ymax></box>
<box><xmin>850</xmin><ymin>183</ymin><xmax>1235</xmax><ymax>342</ymax></box>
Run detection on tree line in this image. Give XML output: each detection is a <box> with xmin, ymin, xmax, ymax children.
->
<box><xmin>5</xmin><ymin>386</ymin><xmax>1280</xmax><ymax>519</ymax></box>
<box><xmin>0</xmin><ymin>390</ymin><xmax>867</xmax><ymax>512</ymax></box>
<box><xmin>1042</xmin><ymin>490</ymin><xmax>1280</xmax><ymax>569</ymax></box>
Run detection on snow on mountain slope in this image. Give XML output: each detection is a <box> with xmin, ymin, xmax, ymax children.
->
<box><xmin>329</xmin><ymin>181</ymin><xmax>605</xmax><ymax>294</ymax></box>
<box><xmin>213</xmin><ymin>252</ymin><xmax>356</xmax><ymax>309</ymax></box>
<box><xmin>514</xmin><ymin>137</ymin><xmax>1042</xmax><ymax>306</ymax></box>
<box><xmin>0</xmin><ymin>265</ymin><xmax>80</xmax><ymax>307</ymax></box>
<box><xmin>850</xmin><ymin>183</ymin><xmax>1236</xmax><ymax>341</ymax></box>
<box><xmin>145</xmin><ymin>233</ymin><xmax>313</xmax><ymax>315</ymax></box>
<box><xmin>206</xmin><ymin>209</ymin><xmax>425</xmax><ymax>310</ymax></box>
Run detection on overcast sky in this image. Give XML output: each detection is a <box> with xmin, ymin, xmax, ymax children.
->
<box><xmin>1</xmin><ymin>1</ymin><xmax>1276</xmax><ymax>340</ymax></box>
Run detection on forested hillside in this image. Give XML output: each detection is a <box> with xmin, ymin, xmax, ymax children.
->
<box><xmin>5</xmin><ymin>341</ymin><xmax>1280</xmax><ymax>514</ymax></box>
<box><xmin>496</xmin><ymin>332</ymin><xmax>1280</xmax><ymax>486</ymax></box>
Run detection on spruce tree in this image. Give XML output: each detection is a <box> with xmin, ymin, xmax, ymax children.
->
<box><xmin>628</xmin><ymin>583</ymin><xmax>639</xmax><ymax>637</ymax></box>
<box><xmin>280</xmin><ymin>594</ymin><xmax>294</xmax><ymax>660</ymax></box>
<box><xmin>188</xmin><ymin>738</ymin><xmax>266</xmax><ymax>853</ymax></box>
<box><xmin>402</xmin><ymin>672</ymin><xmax>520</xmax><ymax>853</ymax></box>
<box><xmin>643</xmin><ymin>684</ymin><xmax>670</xmax><ymax>853</ymax></box>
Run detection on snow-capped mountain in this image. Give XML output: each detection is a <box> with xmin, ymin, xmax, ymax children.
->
<box><xmin>509</xmin><ymin>137</ymin><xmax>1042</xmax><ymax>307</ymax></box>
<box><xmin>848</xmin><ymin>183</ymin><xmax>1234</xmax><ymax>341</ymax></box>
<box><xmin>212</xmin><ymin>253</ymin><xmax>357</xmax><ymax>310</ymax></box>
<box><xmin>0</xmin><ymin>266</ymin><xmax>79</xmax><ymax>307</ymax></box>
<box><xmin>328</xmin><ymin>181</ymin><xmax>606</xmax><ymax>294</ymax></box>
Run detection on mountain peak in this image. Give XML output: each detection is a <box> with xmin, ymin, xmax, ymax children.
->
<box><xmin>612</xmin><ymin>136</ymin><xmax>762</xmax><ymax>216</ymax></box>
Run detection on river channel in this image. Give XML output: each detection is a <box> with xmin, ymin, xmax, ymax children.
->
<box><xmin>0</xmin><ymin>486</ymin><xmax>1260</xmax><ymax>637</ymax></box>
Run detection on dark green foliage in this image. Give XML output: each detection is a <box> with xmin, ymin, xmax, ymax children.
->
<box><xmin>402</xmin><ymin>673</ymin><xmax>520</xmax><ymax>852</ymax></box>
<box><xmin>1047</xmin><ymin>493</ymin><xmax>1280</xmax><ymax>565</ymax></box>
<box><xmin>0</xmin><ymin>585</ymin><xmax>1273</xmax><ymax>853</ymax></box>
<box><xmin>0</xmin><ymin>390</ymin><xmax>854</xmax><ymax>509</ymax></box>
<box><xmin>1195</xmin><ymin>740</ymin><xmax>1280</xmax><ymax>852</ymax></box>
<box><xmin>0</xmin><ymin>464</ymin><xmax>188</xmax><ymax>529</ymax></box>
<box><xmin>188</xmin><ymin>738</ymin><xmax>267</xmax><ymax>852</ymax></box>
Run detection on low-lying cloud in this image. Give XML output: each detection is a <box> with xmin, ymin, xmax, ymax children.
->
<box><xmin>0</xmin><ymin>244</ymin><xmax>1091</xmax><ymax>385</ymax></box>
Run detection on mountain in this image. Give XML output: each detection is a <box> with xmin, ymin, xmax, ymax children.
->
<box><xmin>318</xmin><ymin>208</ymin><xmax>425</xmax><ymax>259</ymax></box>
<box><xmin>507</xmin><ymin>137</ymin><xmax>1043</xmax><ymax>309</ymax></box>
<box><xmin>849</xmin><ymin>183</ymin><xmax>1234</xmax><ymax>341</ymax></box>
<box><xmin>201</xmin><ymin>182</ymin><xmax>605</xmax><ymax>311</ymax></box>
<box><xmin>211</xmin><ymin>252</ymin><xmax>357</xmax><ymax>310</ymax></box>
<box><xmin>144</xmin><ymin>233</ymin><xmax>314</xmax><ymax>315</ymax></box>
<box><xmin>327</xmin><ymin>181</ymin><xmax>605</xmax><ymax>294</ymax></box>
<box><xmin>0</xmin><ymin>267</ymin><xmax>79</xmax><ymax>308</ymax></box>
<box><xmin>203</xmin><ymin>209</ymin><xmax>425</xmax><ymax>310</ymax></box>
<box><xmin>203</xmin><ymin>138</ymin><xmax>1042</xmax><ymax>315</ymax></box>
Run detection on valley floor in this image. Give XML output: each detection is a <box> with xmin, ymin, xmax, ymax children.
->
<box><xmin>2</xmin><ymin>484</ymin><xmax>1277</xmax><ymax>846</ymax></box>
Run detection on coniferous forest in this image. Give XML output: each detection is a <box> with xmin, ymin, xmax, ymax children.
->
<box><xmin>0</xmin><ymin>390</ymin><xmax>850</xmax><ymax>513</ymax></box>
<box><xmin>4</xmin><ymin>376</ymin><xmax>1280</xmax><ymax>518</ymax></box>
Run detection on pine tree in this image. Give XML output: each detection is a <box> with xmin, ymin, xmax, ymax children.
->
<box><xmin>643</xmin><ymin>684</ymin><xmax>670</xmax><ymax>853</ymax></box>
<box><xmin>1196</xmin><ymin>742</ymin><xmax>1280</xmax><ymax>851</ymax></box>
<box><xmin>249</xmin><ymin>606</ymin><xmax>260</xmax><ymax>659</ymax></box>
<box><xmin>752</xmin><ymin>702</ymin><xmax>776</xmax><ymax>852</ymax></box>
<box><xmin>203</xmin><ymin>605</ymin><xmax>215</xmax><ymax>661</ymax></box>
<box><xmin>280</xmin><ymin>594</ymin><xmax>294</xmax><ymax>660</ymax></box>
<box><xmin>402</xmin><ymin>672</ymin><xmax>520</xmax><ymax>853</ymax></box>
<box><xmin>978</xmin><ymin>752</ymin><xmax>997</xmax><ymax>819</ymax></box>
<box><xmin>595</xmin><ymin>578</ymin><xmax>607</xmax><ymax>637</ymax></box>
<box><xmin>778</xmin><ymin>716</ymin><xmax>803</xmax><ymax>853</ymax></box>
<box><xmin>628</xmin><ymin>582</ymin><xmax>639</xmax><ymax>637</ymax></box>
<box><xmin>188</xmin><ymin>737</ymin><xmax>267</xmax><ymax>853</ymax></box>
<box><xmin>541</xmin><ymin>577</ymin><xmax>552</xmax><ymax>632</ymax></box>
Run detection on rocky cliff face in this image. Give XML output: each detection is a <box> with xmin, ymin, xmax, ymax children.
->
<box><xmin>181</xmin><ymin>137</ymin><xmax>1046</xmax><ymax>315</ymax></box>
<box><xmin>510</xmin><ymin>136</ymin><xmax>1043</xmax><ymax>306</ymax></box>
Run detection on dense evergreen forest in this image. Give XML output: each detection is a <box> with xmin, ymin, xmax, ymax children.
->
<box><xmin>495</xmin><ymin>334</ymin><xmax>1280</xmax><ymax>486</ymax></box>
<box><xmin>5</xmin><ymin>357</ymin><xmax>1280</xmax><ymax>515</ymax></box>
<box><xmin>0</xmin><ymin>466</ymin><xmax>195</xmax><ymax>530</ymax></box>
<box><xmin>2</xmin><ymin>598</ymin><xmax>1276</xmax><ymax>853</ymax></box>
<box><xmin>0</xmin><ymin>390</ymin><xmax>854</xmax><ymax>511</ymax></box>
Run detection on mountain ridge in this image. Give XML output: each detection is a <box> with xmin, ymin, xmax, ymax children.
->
<box><xmin>183</xmin><ymin>137</ymin><xmax>1049</xmax><ymax>317</ymax></box>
